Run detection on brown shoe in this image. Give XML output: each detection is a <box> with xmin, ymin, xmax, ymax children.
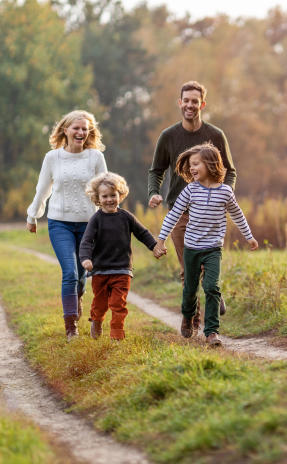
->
<box><xmin>89</xmin><ymin>319</ymin><xmax>103</xmax><ymax>339</ymax></box>
<box><xmin>181</xmin><ymin>316</ymin><xmax>193</xmax><ymax>338</ymax></box>
<box><xmin>220</xmin><ymin>296</ymin><xmax>226</xmax><ymax>316</ymax></box>
<box><xmin>206</xmin><ymin>333</ymin><xmax>222</xmax><ymax>347</ymax></box>
<box><xmin>64</xmin><ymin>315</ymin><xmax>79</xmax><ymax>342</ymax></box>
<box><xmin>76</xmin><ymin>295</ymin><xmax>83</xmax><ymax>321</ymax></box>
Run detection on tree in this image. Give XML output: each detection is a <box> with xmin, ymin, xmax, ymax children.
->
<box><xmin>81</xmin><ymin>5</ymin><xmax>156</xmax><ymax>207</ymax></box>
<box><xmin>0</xmin><ymin>0</ymin><xmax>96</xmax><ymax>218</ymax></box>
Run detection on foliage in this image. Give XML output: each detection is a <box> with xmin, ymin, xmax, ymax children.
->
<box><xmin>81</xmin><ymin>6</ymin><xmax>156</xmax><ymax>207</ymax></box>
<box><xmin>0</xmin><ymin>0</ymin><xmax>95</xmax><ymax>217</ymax></box>
<box><xmin>0</xmin><ymin>405</ymin><xmax>58</xmax><ymax>464</ymax></box>
<box><xmin>2</xmin><ymin>1</ymin><xmax>287</xmax><ymax>227</ymax></box>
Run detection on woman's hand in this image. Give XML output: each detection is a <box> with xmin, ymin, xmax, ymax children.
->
<box><xmin>81</xmin><ymin>259</ymin><xmax>93</xmax><ymax>271</ymax></box>
<box><xmin>27</xmin><ymin>222</ymin><xmax>37</xmax><ymax>233</ymax></box>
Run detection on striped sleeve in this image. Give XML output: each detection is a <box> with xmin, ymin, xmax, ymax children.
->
<box><xmin>158</xmin><ymin>186</ymin><xmax>190</xmax><ymax>240</ymax></box>
<box><xmin>227</xmin><ymin>192</ymin><xmax>253</xmax><ymax>240</ymax></box>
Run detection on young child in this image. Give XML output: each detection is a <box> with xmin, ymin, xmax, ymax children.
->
<box><xmin>79</xmin><ymin>172</ymin><xmax>158</xmax><ymax>341</ymax></box>
<box><xmin>154</xmin><ymin>142</ymin><xmax>258</xmax><ymax>346</ymax></box>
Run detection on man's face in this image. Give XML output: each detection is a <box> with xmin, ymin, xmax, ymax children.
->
<box><xmin>178</xmin><ymin>89</ymin><xmax>206</xmax><ymax>122</ymax></box>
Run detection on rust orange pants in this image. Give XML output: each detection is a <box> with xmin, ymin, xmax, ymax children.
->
<box><xmin>91</xmin><ymin>274</ymin><xmax>131</xmax><ymax>340</ymax></box>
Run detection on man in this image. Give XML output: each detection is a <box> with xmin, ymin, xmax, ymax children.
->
<box><xmin>148</xmin><ymin>80</ymin><xmax>236</xmax><ymax>337</ymax></box>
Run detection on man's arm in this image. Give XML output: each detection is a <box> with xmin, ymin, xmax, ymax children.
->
<box><xmin>148</xmin><ymin>131</ymin><xmax>170</xmax><ymax>206</ymax></box>
<box><xmin>218</xmin><ymin>131</ymin><xmax>237</xmax><ymax>190</ymax></box>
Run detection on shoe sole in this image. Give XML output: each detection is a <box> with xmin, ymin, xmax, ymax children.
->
<box><xmin>208</xmin><ymin>340</ymin><xmax>222</xmax><ymax>347</ymax></box>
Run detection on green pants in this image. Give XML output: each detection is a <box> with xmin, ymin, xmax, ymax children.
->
<box><xmin>182</xmin><ymin>247</ymin><xmax>222</xmax><ymax>337</ymax></box>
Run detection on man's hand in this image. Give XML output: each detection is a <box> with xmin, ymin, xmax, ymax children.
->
<box><xmin>247</xmin><ymin>238</ymin><xmax>258</xmax><ymax>251</ymax></box>
<box><xmin>153</xmin><ymin>240</ymin><xmax>167</xmax><ymax>259</ymax></box>
<box><xmin>27</xmin><ymin>222</ymin><xmax>37</xmax><ymax>233</ymax></box>
<box><xmin>149</xmin><ymin>194</ymin><xmax>163</xmax><ymax>208</ymax></box>
<box><xmin>81</xmin><ymin>259</ymin><xmax>93</xmax><ymax>271</ymax></box>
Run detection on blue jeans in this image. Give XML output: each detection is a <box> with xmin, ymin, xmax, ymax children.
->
<box><xmin>48</xmin><ymin>219</ymin><xmax>88</xmax><ymax>317</ymax></box>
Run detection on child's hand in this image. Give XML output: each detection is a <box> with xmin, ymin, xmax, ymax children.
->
<box><xmin>247</xmin><ymin>238</ymin><xmax>258</xmax><ymax>251</ymax></box>
<box><xmin>82</xmin><ymin>259</ymin><xmax>93</xmax><ymax>271</ymax></box>
<box><xmin>153</xmin><ymin>240</ymin><xmax>167</xmax><ymax>259</ymax></box>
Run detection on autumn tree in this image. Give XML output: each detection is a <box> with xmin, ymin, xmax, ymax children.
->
<box><xmin>0</xmin><ymin>0</ymin><xmax>95</xmax><ymax>218</ymax></box>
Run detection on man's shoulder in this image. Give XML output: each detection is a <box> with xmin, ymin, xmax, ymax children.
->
<box><xmin>202</xmin><ymin>121</ymin><xmax>224</xmax><ymax>136</ymax></box>
<box><xmin>160</xmin><ymin>121</ymin><xmax>182</xmax><ymax>137</ymax></box>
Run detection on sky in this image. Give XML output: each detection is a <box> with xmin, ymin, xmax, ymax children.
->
<box><xmin>123</xmin><ymin>0</ymin><xmax>286</xmax><ymax>20</ymax></box>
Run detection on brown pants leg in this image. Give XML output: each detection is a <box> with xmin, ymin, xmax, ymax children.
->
<box><xmin>91</xmin><ymin>275</ymin><xmax>109</xmax><ymax>321</ymax></box>
<box><xmin>91</xmin><ymin>274</ymin><xmax>131</xmax><ymax>339</ymax></box>
<box><xmin>171</xmin><ymin>211</ymin><xmax>201</xmax><ymax>326</ymax></box>
<box><xmin>108</xmin><ymin>275</ymin><xmax>131</xmax><ymax>340</ymax></box>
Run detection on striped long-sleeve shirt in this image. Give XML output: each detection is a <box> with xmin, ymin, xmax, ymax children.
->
<box><xmin>158</xmin><ymin>182</ymin><xmax>253</xmax><ymax>250</ymax></box>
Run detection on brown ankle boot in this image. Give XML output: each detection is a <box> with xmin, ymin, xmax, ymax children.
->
<box><xmin>64</xmin><ymin>315</ymin><xmax>79</xmax><ymax>342</ymax></box>
<box><xmin>181</xmin><ymin>316</ymin><xmax>193</xmax><ymax>338</ymax></box>
<box><xmin>89</xmin><ymin>318</ymin><xmax>103</xmax><ymax>339</ymax></box>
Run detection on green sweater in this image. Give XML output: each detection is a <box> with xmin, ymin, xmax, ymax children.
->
<box><xmin>148</xmin><ymin>121</ymin><xmax>237</xmax><ymax>208</ymax></box>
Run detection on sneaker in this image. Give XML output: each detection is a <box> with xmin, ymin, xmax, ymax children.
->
<box><xmin>206</xmin><ymin>333</ymin><xmax>222</xmax><ymax>346</ymax></box>
<box><xmin>89</xmin><ymin>319</ymin><xmax>103</xmax><ymax>339</ymax></box>
<box><xmin>220</xmin><ymin>296</ymin><xmax>226</xmax><ymax>316</ymax></box>
<box><xmin>181</xmin><ymin>316</ymin><xmax>193</xmax><ymax>338</ymax></box>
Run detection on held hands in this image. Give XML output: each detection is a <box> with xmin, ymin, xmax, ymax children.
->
<box><xmin>247</xmin><ymin>237</ymin><xmax>259</xmax><ymax>251</ymax></box>
<box><xmin>149</xmin><ymin>194</ymin><xmax>163</xmax><ymax>208</ymax></box>
<box><xmin>81</xmin><ymin>259</ymin><xmax>93</xmax><ymax>271</ymax></box>
<box><xmin>153</xmin><ymin>239</ymin><xmax>167</xmax><ymax>259</ymax></box>
<box><xmin>26</xmin><ymin>222</ymin><xmax>37</xmax><ymax>233</ymax></box>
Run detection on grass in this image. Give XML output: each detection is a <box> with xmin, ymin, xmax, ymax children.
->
<box><xmin>131</xmin><ymin>239</ymin><xmax>287</xmax><ymax>338</ymax></box>
<box><xmin>0</xmin><ymin>399</ymin><xmax>71</xmax><ymax>464</ymax></box>
<box><xmin>1</xmin><ymin>225</ymin><xmax>287</xmax><ymax>337</ymax></box>
<box><xmin>1</xmin><ymin>237</ymin><xmax>287</xmax><ymax>462</ymax></box>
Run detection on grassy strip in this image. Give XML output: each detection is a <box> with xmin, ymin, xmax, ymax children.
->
<box><xmin>1</xmin><ymin>244</ymin><xmax>287</xmax><ymax>463</ymax></box>
<box><xmin>2</xmin><ymin>227</ymin><xmax>287</xmax><ymax>337</ymax></box>
<box><xmin>132</xmin><ymin>239</ymin><xmax>287</xmax><ymax>337</ymax></box>
<box><xmin>0</xmin><ymin>399</ymin><xmax>72</xmax><ymax>464</ymax></box>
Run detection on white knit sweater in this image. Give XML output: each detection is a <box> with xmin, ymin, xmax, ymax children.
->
<box><xmin>27</xmin><ymin>148</ymin><xmax>107</xmax><ymax>224</ymax></box>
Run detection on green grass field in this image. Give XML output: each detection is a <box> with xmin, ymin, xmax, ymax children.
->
<box><xmin>0</xmin><ymin>399</ymin><xmax>71</xmax><ymax>464</ymax></box>
<box><xmin>1</xmin><ymin>227</ymin><xmax>287</xmax><ymax>463</ymax></box>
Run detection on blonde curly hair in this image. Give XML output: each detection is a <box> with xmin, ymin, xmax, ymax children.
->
<box><xmin>49</xmin><ymin>110</ymin><xmax>105</xmax><ymax>151</ymax></box>
<box><xmin>176</xmin><ymin>142</ymin><xmax>226</xmax><ymax>183</ymax></box>
<box><xmin>86</xmin><ymin>172</ymin><xmax>129</xmax><ymax>206</ymax></box>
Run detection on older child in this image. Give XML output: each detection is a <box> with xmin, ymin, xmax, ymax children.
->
<box><xmin>154</xmin><ymin>142</ymin><xmax>258</xmax><ymax>346</ymax></box>
<box><xmin>79</xmin><ymin>172</ymin><xmax>158</xmax><ymax>340</ymax></box>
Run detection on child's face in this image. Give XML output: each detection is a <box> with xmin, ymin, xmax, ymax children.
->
<box><xmin>98</xmin><ymin>184</ymin><xmax>120</xmax><ymax>213</ymax></box>
<box><xmin>189</xmin><ymin>153</ymin><xmax>209</xmax><ymax>183</ymax></box>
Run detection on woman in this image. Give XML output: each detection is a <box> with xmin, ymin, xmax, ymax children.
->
<box><xmin>27</xmin><ymin>110</ymin><xmax>107</xmax><ymax>341</ymax></box>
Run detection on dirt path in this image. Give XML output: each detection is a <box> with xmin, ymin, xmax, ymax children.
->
<box><xmin>0</xmin><ymin>296</ymin><xmax>150</xmax><ymax>464</ymax></box>
<box><xmin>19</xmin><ymin>247</ymin><xmax>287</xmax><ymax>361</ymax></box>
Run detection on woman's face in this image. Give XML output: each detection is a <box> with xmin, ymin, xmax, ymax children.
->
<box><xmin>64</xmin><ymin>118</ymin><xmax>89</xmax><ymax>152</ymax></box>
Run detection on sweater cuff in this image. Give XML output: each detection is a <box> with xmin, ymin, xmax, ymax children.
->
<box><xmin>27</xmin><ymin>216</ymin><xmax>37</xmax><ymax>225</ymax></box>
<box><xmin>148</xmin><ymin>191</ymin><xmax>159</xmax><ymax>201</ymax></box>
